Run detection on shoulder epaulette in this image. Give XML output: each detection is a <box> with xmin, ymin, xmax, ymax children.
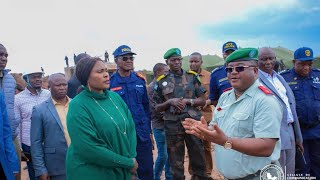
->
<box><xmin>313</xmin><ymin>68</ymin><xmax>320</xmax><ymax>72</ymax></box>
<box><xmin>223</xmin><ymin>87</ymin><xmax>233</xmax><ymax>92</ymax></box>
<box><xmin>258</xmin><ymin>86</ymin><xmax>273</xmax><ymax>95</ymax></box>
<box><xmin>279</xmin><ymin>69</ymin><xmax>290</xmax><ymax>75</ymax></box>
<box><xmin>136</xmin><ymin>72</ymin><xmax>146</xmax><ymax>81</ymax></box>
<box><xmin>187</xmin><ymin>70</ymin><xmax>201</xmax><ymax>83</ymax></box>
<box><xmin>187</xmin><ymin>70</ymin><xmax>198</xmax><ymax>76</ymax></box>
<box><xmin>156</xmin><ymin>74</ymin><xmax>167</xmax><ymax>82</ymax></box>
<box><xmin>211</xmin><ymin>66</ymin><xmax>223</xmax><ymax>73</ymax></box>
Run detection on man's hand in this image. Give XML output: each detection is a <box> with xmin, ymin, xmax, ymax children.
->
<box><xmin>39</xmin><ymin>173</ymin><xmax>50</xmax><ymax>180</ymax></box>
<box><xmin>170</xmin><ymin>98</ymin><xmax>186</xmax><ymax>111</ymax></box>
<box><xmin>130</xmin><ymin>158</ymin><xmax>138</xmax><ymax>175</ymax></box>
<box><xmin>21</xmin><ymin>152</ymin><xmax>29</xmax><ymax>162</ymax></box>
<box><xmin>202</xmin><ymin>99</ymin><xmax>211</xmax><ymax>109</ymax></box>
<box><xmin>296</xmin><ymin>141</ymin><xmax>304</xmax><ymax>154</ymax></box>
<box><xmin>150</xmin><ymin>134</ymin><xmax>155</xmax><ymax>150</ymax></box>
<box><xmin>182</xmin><ymin>116</ymin><xmax>208</xmax><ymax>137</ymax></box>
<box><xmin>183</xmin><ymin>117</ymin><xmax>227</xmax><ymax>145</ymax></box>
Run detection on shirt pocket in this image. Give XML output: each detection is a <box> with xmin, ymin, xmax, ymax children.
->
<box><xmin>135</xmin><ymin>88</ymin><xmax>144</xmax><ymax>103</ymax></box>
<box><xmin>290</xmin><ymin>84</ymin><xmax>304</xmax><ymax>100</ymax></box>
<box><xmin>312</xmin><ymin>84</ymin><xmax>320</xmax><ymax>100</ymax></box>
<box><xmin>232</xmin><ymin>112</ymin><xmax>253</xmax><ymax>137</ymax></box>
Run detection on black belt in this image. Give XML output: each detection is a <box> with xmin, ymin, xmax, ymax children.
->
<box><xmin>226</xmin><ymin>170</ymin><xmax>260</xmax><ymax>180</ymax></box>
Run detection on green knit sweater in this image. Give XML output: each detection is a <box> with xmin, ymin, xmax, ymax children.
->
<box><xmin>66</xmin><ymin>87</ymin><xmax>137</xmax><ymax>180</ymax></box>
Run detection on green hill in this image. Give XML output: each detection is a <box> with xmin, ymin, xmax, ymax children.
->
<box><xmin>182</xmin><ymin>54</ymin><xmax>224</xmax><ymax>71</ymax></box>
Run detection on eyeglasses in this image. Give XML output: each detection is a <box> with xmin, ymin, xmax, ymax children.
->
<box><xmin>225</xmin><ymin>66</ymin><xmax>256</xmax><ymax>73</ymax></box>
<box><xmin>120</xmin><ymin>56</ymin><xmax>135</xmax><ymax>61</ymax></box>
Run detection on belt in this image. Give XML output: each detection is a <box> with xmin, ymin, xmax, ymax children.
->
<box><xmin>226</xmin><ymin>171</ymin><xmax>260</xmax><ymax>180</ymax></box>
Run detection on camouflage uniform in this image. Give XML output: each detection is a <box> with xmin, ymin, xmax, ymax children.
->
<box><xmin>155</xmin><ymin>70</ymin><xmax>207</xmax><ymax>180</ymax></box>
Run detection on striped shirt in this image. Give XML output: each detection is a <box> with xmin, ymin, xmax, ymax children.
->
<box><xmin>15</xmin><ymin>88</ymin><xmax>50</xmax><ymax>146</ymax></box>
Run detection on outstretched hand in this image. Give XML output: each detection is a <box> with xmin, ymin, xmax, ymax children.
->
<box><xmin>182</xmin><ymin>116</ymin><xmax>227</xmax><ymax>145</ymax></box>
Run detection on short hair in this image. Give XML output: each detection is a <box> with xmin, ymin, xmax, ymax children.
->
<box><xmin>48</xmin><ymin>73</ymin><xmax>65</xmax><ymax>87</ymax></box>
<box><xmin>190</xmin><ymin>52</ymin><xmax>202</xmax><ymax>59</ymax></box>
<box><xmin>76</xmin><ymin>57</ymin><xmax>103</xmax><ymax>86</ymax></box>
<box><xmin>152</xmin><ymin>63</ymin><xmax>167</xmax><ymax>75</ymax></box>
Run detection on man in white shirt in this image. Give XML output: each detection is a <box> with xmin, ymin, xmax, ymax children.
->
<box><xmin>258</xmin><ymin>47</ymin><xmax>303</xmax><ymax>176</ymax></box>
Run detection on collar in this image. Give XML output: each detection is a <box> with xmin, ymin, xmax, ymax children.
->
<box><xmin>114</xmin><ymin>71</ymin><xmax>138</xmax><ymax>83</ymax></box>
<box><xmin>52</xmin><ymin>96</ymin><xmax>70</xmax><ymax>107</ymax></box>
<box><xmin>259</xmin><ymin>69</ymin><xmax>277</xmax><ymax>79</ymax></box>
<box><xmin>83</xmin><ymin>86</ymin><xmax>109</xmax><ymax>99</ymax></box>
<box><xmin>169</xmin><ymin>69</ymin><xmax>185</xmax><ymax>77</ymax></box>
<box><xmin>25</xmin><ymin>87</ymin><xmax>43</xmax><ymax>96</ymax></box>
<box><xmin>0</xmin><ymin>71</ymin><xmax>3</xmax><ymax>78</ymax></box>
<box><xmin>230</xmin><ymin>79</ymin><xmax>260</xmax><ymax>99</ymax></box>
<box><xmin>291</xmin><ymin>68</ymin><xmax>312</xmax><ymax>80</ymax></box>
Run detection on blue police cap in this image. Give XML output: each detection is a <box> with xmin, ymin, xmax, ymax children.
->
<box><xmin>222</xmin><ymin>41</ymin><xmax>238</xmax><ymax>53</ymax></box>
<box><xmin>294</xmin><ymin>47</ymin><xmax>315</xmax><ymax>61</ymax></box>
<box><xmin>113</xmin><ymin>45</ymin><xmax>137</xmax><ymax>58</ymax></box>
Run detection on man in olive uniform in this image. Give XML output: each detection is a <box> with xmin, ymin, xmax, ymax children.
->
<box><xmin>155</xmin><ymin>48</ymin><xmax>208</xmax><ymax>180</ymax></box>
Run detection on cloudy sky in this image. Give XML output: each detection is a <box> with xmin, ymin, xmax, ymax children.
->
<box><xmin>1</xmin><ymin>0</ymin><xmax>319</xmax><ymax>74</ymax></box>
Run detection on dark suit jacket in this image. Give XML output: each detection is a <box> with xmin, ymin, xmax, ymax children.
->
<box><xmin>30</xmin><ymin>97</ymin><xmax>68</xmax><ymax>177</ymax></box>
<box><xmin>259</xmin><ymin>70</ymin><xmax>303</xmax><ymax>150</ymax></box>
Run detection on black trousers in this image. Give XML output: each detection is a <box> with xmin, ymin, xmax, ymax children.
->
<box><xmin>0</xmin><ymin>163</ymin><xmax>6</xmax><ymax>180</ymax></box>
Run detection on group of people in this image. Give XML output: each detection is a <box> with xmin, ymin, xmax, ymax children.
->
<box><xmin>0</xmin><ymin>41</ymin><xmax>319</xmax><ymax>180</ymax></box>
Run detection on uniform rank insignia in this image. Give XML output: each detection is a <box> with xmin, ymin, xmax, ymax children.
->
<box><xmin>111</xmin><ymin>86</ymin><xmax>122</xmax><ymax>91</ymax></box>
<box><xmin>258</xmin><ymin>86</ymin><xmax>273</xmax><ymax>95</ymax></box>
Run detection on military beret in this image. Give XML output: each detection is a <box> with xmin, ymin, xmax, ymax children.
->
<box><xmin>164</xmin><ymin>48</ymin><xmax>181</xmax><ymax>59</ymax></box>
<box><xmin>225</xmin><ymin>48</ymin><xmax>258</xmax><ymax>63</ymax></box>
<box><xmin>294</xmin><ymin>47</ymin><xmax>315</xmax><ymax>61</ymax></box>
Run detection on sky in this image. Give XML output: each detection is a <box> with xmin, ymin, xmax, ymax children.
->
<box><xmin>1</xmin><ymin>0</ymin><xmax>319</xmax><ymax>75</ymax></box>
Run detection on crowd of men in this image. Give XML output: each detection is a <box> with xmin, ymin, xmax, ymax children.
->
<box><xmin>0</xmin><ymin>41</ymin><xmax>319</xmax><ymax>180</ymax></box>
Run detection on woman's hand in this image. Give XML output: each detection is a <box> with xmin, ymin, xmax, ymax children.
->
<box><xmin>130</xmin><ymin>158</ymin><xmax>138</xmax><ymax>175</ymax></box>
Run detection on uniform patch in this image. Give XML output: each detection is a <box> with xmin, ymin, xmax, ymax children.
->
<box><xmin>162</xmin><ymin>81</ymin><xmax>168</xmax><ymax>86</ymax></box>
<box><xmin>219</xmin><ymin>77</ymin><xmax>228</xmax><ymax>83</ymax></box>
<box><xmin>136</xmin><ymin>85</ymin><xmax>143</xmax><ymax>87</ymax></box>
<box><xmin>110</xmin><ymin>86</ymin><xmax>122</xmax><ymax>91</ymax></box>
<box><xmin>288</xmin><ymin>82</ymin><xmax>297</xmax><ymax>85</ymax></box>
<box><xmin>313</xmin><ymin>77</ymin><xmax>320</xmax><ymax>84</ymax></box>
<box><xmin>258</xmin><ymin>86</ymin><xmax>273</xmax><ymax>95</ymax></box>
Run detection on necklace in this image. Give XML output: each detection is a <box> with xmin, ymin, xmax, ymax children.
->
<box><xmin>92</xmin><ymin>96</ymin><xmax>127</xmax><ymax>135</ymax></box>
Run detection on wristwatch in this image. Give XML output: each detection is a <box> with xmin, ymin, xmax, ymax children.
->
<box><xmin>223</xmin><ymin>137</ymin><xmax>232</xmax><ymax>150</ymax></box>
<box><xmin>190</xmin><ymin>99</ymin><xmax>194</xmax><ymax>107</ymax></box>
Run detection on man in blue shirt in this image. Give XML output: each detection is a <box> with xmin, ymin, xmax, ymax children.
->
<box><xmin>281</xmin><ymin>47</ymin><xmax>320</xmax><ymax>179</ymax></box>
<box><xmin>110</xmin><ymin>45</ymin><xmax>153</xmax><ymax>180</ymax></box>
<box><xmin>209</xmin><ymin>41</ymin><xmax>238</xmax><ymax>106</ymax></box>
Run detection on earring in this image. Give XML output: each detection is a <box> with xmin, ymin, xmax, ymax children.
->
<box><xmin>87</xmin><ymin>82</ymin><xmax>92</xmax><ymax>91</ymax></box>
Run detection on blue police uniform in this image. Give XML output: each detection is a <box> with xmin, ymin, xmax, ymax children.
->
<box><xmin>110</xmin><ymin>71</ymin><xmax>153</xmax><ymax>180</ymax></box>
<box><xmin>281</xmin><ymin>56</ymin><xmax>320</xmax><ymax>178</ymax></box>
<box><xmin>209</xmin><ymin>65</ymin><xmax>231</xmax><ymax>102</ymax></box>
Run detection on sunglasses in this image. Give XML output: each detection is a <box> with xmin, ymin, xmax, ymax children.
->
<box><xmin>120</xmin><ymin>56</ymin><xmax>135</xmax><ymax>61</ymax></box>
<box><xmin>225</xmin><ymin>66</ymin><xmax>256</xmax><ymax>73</ymax></box>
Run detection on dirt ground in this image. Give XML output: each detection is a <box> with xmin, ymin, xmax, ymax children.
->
<box><xmin>21</xmin><ymin>145</ymin><xmax>223</xmax><ymax>180</ymax></box>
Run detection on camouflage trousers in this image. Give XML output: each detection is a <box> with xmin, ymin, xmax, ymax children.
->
<box><xmin>164</xmin><ymin>120</ymin><xmax>208</xmax><ymax>180</ymax></box>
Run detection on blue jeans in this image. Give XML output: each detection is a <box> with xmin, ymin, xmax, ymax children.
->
<box><xmin>22</xmin><ymin>143</ymin><xmax>37</xmax><ymax>180</ymax></box>
<box><xmin>153</xmin><ymin>129</ymin><xmax>172</xmax><ymax>180</ymax></box>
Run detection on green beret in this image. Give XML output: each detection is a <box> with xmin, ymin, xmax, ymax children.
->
<box><xmin>164</xmin><ymin>48</ymin><xmax>181</xmax><ymax>59</ymax></box>
<box><xmin>225</xmin><ymin>48</ymin><xmax>258</xmax><ymax>63</ymax></box>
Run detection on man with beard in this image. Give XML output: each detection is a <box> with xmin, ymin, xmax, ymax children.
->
<box><xmin>281</xmin><ymin>47</ymin><xmax>320</xmax><ymax>179</ymax></box>
<box><xmin>15</xmin><ymin>69</ymin><xmax>50</xmax><ymax>180</ymax></box>
<box><xmin>110</xmin><ymin>45</ymin><xmax>153</xmax><ymax>180</ymax></box>
<box><xmin>31</xmin><ymin>73</ymin><xmax>70</xmax><ymax>180</ymax></box>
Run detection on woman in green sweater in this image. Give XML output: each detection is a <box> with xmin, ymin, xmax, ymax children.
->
<box><xmin>66</xmin><ymin>57</ymin><xmax>138</xmax><ymax>180</ymax></box>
